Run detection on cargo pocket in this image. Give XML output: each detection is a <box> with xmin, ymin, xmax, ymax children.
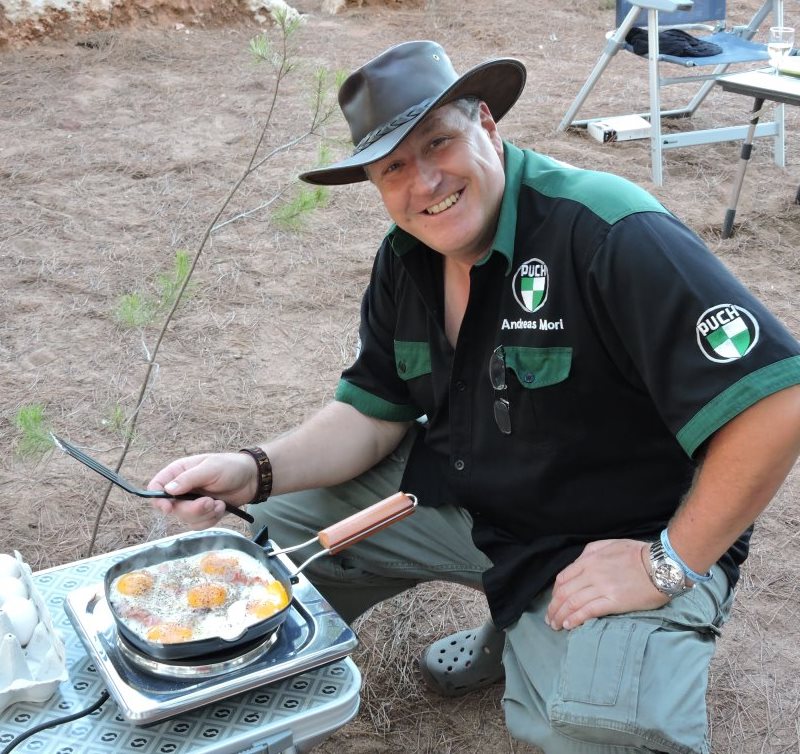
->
<box><xmin>550</xmin><ymin>611</ymin><xmax>717</xmax><ymax>753</ymax></box>
<box><xmin>550</xmin><ymin>618</ymin><xmax>660</xmax><ymax>743</ymax></box>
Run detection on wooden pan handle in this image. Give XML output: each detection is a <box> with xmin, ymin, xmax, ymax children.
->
<box><xmin>318</xmin><ymin>492</ymin><xmax>417</xmax><ymax>555</ymax></box>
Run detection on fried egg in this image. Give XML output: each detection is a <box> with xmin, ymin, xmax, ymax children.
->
<box><xmin>116</xmin><ymin>571</ymin><xmax>155</xmax><ymax>596</ymax></box>
<box><xmin>187</xmin><ymin>583</ymin><xmax>228</xmax><ymax>609</ymax></box>
<box><xmin>198</xmin><ymin>552</ymin><xmax>239</xmax><ymax>578</ymax></box>
<box><xmin>109</xmin><ymin>548</ymin><xmax>288</xmax><ymax>644</ymax></box>
<box><xmin>247</xmin><ymin>581</ymin><xmax>290</xmax><ymax>619</ymax></box>
<box><xmin>146</xmin><ymin>623</ymin><xmax>194</xmax><ymax>643</ymax></box>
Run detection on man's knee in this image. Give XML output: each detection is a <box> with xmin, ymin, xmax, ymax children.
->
<box><xmin>504</xmin><ymin>613</ymin><xmax>718</xmax><ymax>753</ymax></box>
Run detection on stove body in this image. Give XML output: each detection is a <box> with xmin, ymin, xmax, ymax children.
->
<box><xmin>0</xmin><ymin>530</ymin><xmax>361</xmax><ymax>754</ymax></box>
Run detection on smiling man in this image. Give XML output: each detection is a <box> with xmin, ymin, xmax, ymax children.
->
<box><xmin>150</xmin><ymin>41</ymin><xmax>800</xmax><ymax>753</ymax></box>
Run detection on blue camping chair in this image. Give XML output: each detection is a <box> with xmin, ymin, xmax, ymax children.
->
<box><xmin>558</xmin><ymin>0</ymin><xmax>786</xmax><ymax>185</ymax></box>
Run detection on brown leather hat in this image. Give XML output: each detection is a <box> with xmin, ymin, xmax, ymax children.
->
<box><xmin>299</xmin><ymin>40</ymin><xmax>526</xmax><ymax>185</ymax></box>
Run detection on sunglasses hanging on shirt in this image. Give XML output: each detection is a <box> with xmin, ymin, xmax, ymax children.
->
<box><xmin>489</xmin><ymin>346</ymin><xmax>512</xmax><ymax>435</ymax></box>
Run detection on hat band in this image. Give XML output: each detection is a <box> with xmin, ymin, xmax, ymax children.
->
<box><xmin>353</xmin><ymin>96</ymin><xmax>436</xmax><ymax>154</ymax></box>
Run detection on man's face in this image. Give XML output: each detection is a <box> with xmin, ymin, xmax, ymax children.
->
<box><xmin>366</xmin><ymin>101</ymin><xmax>505</xmax><ymax>265</ymax></box>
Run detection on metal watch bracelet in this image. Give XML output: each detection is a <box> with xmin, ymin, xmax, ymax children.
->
<box><xmin>648</xmin><ymin>539</ymin><xmax>692</xmax><ymax>597</ymax></box>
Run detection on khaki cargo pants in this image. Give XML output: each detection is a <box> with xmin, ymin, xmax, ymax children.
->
<box><xmin>249</xmin><ymin>429</ymin><xmax>734</xmax><ymax>754</ymax></box>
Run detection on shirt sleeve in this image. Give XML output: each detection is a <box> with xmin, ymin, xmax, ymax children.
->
<box><xmin>334</xmin><ymin>240</ymin><xmax>423</xmax><ymax>422</ymax></box>
<box><xmin>586</xmin><ymin>210</ymin><xmax>800</xmax><ymax>456</ymax></box>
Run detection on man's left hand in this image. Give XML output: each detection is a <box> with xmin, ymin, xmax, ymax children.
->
<box><xmin>545</xmin><ymin>539</ymin><xmax>669</xmax><ymax>630</ymax></box>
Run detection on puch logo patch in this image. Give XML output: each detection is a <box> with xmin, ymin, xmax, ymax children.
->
<box><xmin>512</xmin><ymin>258</ymin><xmax>549</xmax><ymax>313</ymax></box>
<box><xmin>696</xmin><ymin>304</ymin><xmax>759</xmax><ymax>362</ymax></box>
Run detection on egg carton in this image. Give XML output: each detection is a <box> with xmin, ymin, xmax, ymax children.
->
<box><xmin>0</xmin><ymin>552</ymin><xmax>68</xmax><ymax>714</ymax></box>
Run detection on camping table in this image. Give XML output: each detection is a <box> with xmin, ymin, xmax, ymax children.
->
<box><xmin>716</xmin><ymin>69</ymin><xmax>800</xmax><ymax>238</ymax></box>
<box><xmin>0</xmin><ymin>544</ymin><xmax>361</xmax><ymax>754</ymax></box>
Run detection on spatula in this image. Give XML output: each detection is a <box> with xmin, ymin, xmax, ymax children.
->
<box><xmin>51</xmin><ymin>434</ymin><xmax>254</xmax><ymax>524</ymax></box>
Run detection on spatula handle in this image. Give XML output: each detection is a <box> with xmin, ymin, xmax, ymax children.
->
<box><xmin>147</xmin><ymin>490</ymin><xmax>254</xmax><ymax>523</ymax></box>
<box><xmin>318</xmin><ymin>492</ymin><xmax>417</xmax><ymax>554</ymax></box>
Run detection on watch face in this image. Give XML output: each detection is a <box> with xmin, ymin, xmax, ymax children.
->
<box><xmin>654</xmin><ymin>561</ymin><xmax>684</xmax><ymax>590</ymax></box>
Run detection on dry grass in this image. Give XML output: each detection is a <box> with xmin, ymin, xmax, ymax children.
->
<box><xmin>1</xmin><ymin>0</ymin><xmax>799</xmax><ymax>751</ymax></box>
<box><xmin>328</xmin><ymin>583</ymin><xmax>540</xmax><ymax>754</ymax></box>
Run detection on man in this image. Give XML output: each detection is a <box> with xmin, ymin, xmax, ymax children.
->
<box><xmin>149</xmin><ymin>40</ymin><xmax>800</xmax><ymax>753</ymax></box>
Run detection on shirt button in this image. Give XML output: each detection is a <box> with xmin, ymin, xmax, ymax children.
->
<box><xmin>455</xmin><ymin>380</ymin><xmax>467</xmax><ymax>391</ymax></box>
<box><xmin>454</xmin><ymin>459</ymin><xmax>465</xmax><ymax>471</ymax></box>
<box><xmin>398</xmin><ymin>361</ymin><xmax>407</xmax><ymax>373</ymax></box>
<box><xmin>524</xmin><ymin>372</ymin><xmax>535</xmax><ymax>383</ymax></box>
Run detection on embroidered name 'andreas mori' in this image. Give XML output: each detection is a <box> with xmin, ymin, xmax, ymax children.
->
<box><xmin>501</xmin><ymin>318</ymin><xmax>564</xmax><ymax>330</ymax></box>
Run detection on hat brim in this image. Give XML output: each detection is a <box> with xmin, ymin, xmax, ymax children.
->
<box><xmin>299</xmin><ymin>57</ymin><xmax>526</xmax><ymax>186</ymax></box>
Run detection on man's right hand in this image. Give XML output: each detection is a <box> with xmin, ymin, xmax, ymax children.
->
<box><xmin>147</xmin><ymin>452</ymin><xmax>257</xmax><ymax>530</ymax></box>
<box><xmin>145</xmin><ymin>401</ymin><xmax>411</xmax><ymax>531</ymax></box>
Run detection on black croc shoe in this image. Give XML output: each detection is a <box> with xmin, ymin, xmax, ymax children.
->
<box><xmin>418</xmin><ymin>623</ymin><xmax>506</xmax><ymax>697</ymax></box>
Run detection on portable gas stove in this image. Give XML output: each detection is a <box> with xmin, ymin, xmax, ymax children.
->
<box><xmin>0</xmin><ymin>530</ymin><xmax>361</xmax><ymax>754</ymax></box>
<box><xmin>64</xmin><ymin>530</ymin><xmax>358</xmax><ymax>724</ymax></box>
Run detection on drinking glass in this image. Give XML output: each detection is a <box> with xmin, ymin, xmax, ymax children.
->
<box><xmin>768</xmin><ymin>26</ymin><xmax>795</xmax><ymax>74</ymax></box>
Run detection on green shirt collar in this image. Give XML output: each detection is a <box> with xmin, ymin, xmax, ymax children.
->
<box><xmin>386</xmin><ymin>140</ymin><xmax>523</xmax><ymax>274</ymax></box>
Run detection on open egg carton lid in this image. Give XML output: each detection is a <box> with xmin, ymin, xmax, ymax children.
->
<box><xmin>0</xmin><ymin>552</ymin><xmax>68</xmax><ymax>714</ymax></box>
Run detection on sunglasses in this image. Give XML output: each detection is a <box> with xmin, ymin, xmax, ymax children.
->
<box><xmin>489</xmin><ymin>346</ymin><xmax>512</xmax><ymax>435</ymax></box>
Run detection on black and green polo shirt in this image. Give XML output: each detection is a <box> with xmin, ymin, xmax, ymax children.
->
<box><xmin>335</xmin><ymin>141</ymin><xmax>800</xmax><ymax>629</ymax></box>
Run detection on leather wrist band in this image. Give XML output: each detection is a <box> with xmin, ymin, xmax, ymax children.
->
<box><xmin>239</xmin><ymin>447</ymin><xmax>273</xmax><ymax>504</ymax></box>
<box><xmin>660</xmin><ymin>529</ymin><xmax>713</xmax><ymax>583</ymax></box>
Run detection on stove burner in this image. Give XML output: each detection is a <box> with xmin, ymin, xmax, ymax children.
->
<box><xmin>116</xmin><ymin>628</ymin><xmax>279</xmax><ymax>679</ymax></box>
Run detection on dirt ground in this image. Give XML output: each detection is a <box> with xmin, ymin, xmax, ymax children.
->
<box><xmin>1</xmin><ymin>0</ymin><xmax>799</xmax><ymax>751</ymax></box>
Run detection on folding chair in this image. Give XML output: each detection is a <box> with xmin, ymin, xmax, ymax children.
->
<box><xmin>558</xmin><ymin>0</ymin><xmax>786</xmax><ymax>185</ymax></box>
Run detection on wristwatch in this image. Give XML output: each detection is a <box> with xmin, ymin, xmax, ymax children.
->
<box><xmin>647</xmin><ymin>539</ymin><xmax>693</xmax><ymax>597</ymax></box>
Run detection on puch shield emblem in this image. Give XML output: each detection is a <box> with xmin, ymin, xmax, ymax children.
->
<box><xmin>513</xmin><ymin>258</ymin><xmax>549</xmax><ymax>314</ymax></box>
<box><xmin>696</xmin><ymin>304</ymin><xmax>759</xmax><ymax>363</ymax></box>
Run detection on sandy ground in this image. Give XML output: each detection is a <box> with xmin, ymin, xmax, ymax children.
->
<box><xmin>1</xmin><ymin>0</ymin><xmax>799</xmax><ymax>751</ymax></box>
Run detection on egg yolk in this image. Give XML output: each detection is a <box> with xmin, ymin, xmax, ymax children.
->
<box><xmin>146</xmin><ymin>623</ymin><xmax>194</xmax><ymax>643</ymax></box>
<box><xmin>199</xmin><ymin>553</ymin><xmax>239</xmax><ymax>579</ymax></box>
<box><xmin>187</xmin><ymin>583</ymin><xmax>228</xmax><ymax>608</ymax></box>
<box><xmin>247</xmin><ymin>582</ymin><xmax>289</xmax><ymax>619</ymax></box>
<box><xmin>116</xmin><ymin>571</ymin><xmax>155</xmax><ymax>596</ymax></box>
